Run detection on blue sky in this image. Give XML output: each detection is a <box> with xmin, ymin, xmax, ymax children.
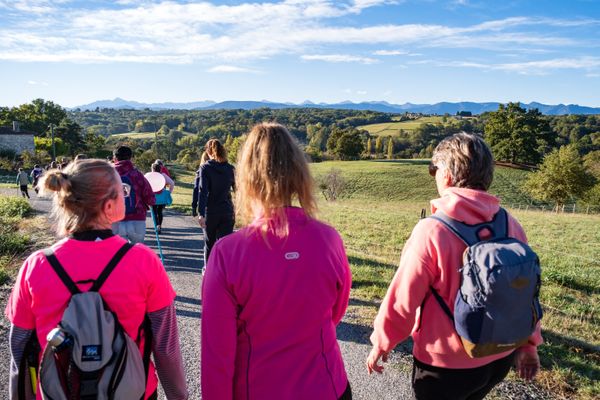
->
<box><xmin>1</xmin><ymin>0</ymin><xmax>600</xmax><ymax>108</ymax></box>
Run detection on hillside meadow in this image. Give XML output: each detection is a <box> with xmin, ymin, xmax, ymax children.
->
<box><xmin>170</xmin><ymin>160</ymin><xmax>599</xmax><ymax>399</ymax></box>
<box><xmin>358</xmin><ymin>116</ymin><xmax>447</xmax><ymax>136</ymax></box>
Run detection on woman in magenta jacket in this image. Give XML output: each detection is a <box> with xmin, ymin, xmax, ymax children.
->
<box><xmin>201</xmin><ymin>123</ymin><xmax>352</xmax><ymax>400</ymax></box>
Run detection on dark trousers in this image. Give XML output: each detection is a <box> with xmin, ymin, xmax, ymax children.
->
<box><xmin>339</xmin><ymin>381</ymin><xmax>352</xmax><ymax>400</ymax></box>
<box><xmin>204</xmin><ymin>213</ymin><xmax>235</xmax><ymax>264</ymax></box>
<box><xmin>152</xmin><ymin>205</ymin><xmax>165</xmax><ymax>226</ymax></box>
<box><xmin>20</xmin><ymin>185</ymin><xmax>29</xmax><ymax>198</ymax></box>
<box><xmin>412</xmin><ymin>353</ymin><xmax>515</xmax><ymax>400</ymax></box>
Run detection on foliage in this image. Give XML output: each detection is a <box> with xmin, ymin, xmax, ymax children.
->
<box><xmin>226</xmin><ymin>135</ymin><xmax>246</xmax><ymax>164</ymax></box>
<box><xmin>527</xmin><ymin>145</ymin><xmax>596</xmax><ymax>207</ymax></box>
<box><xmin>0</xmin><ymin>98</ymin><xmax>66</xmax><ymax>134</ymax></box>
<box><xmin>84</xmin><ymin>131</ymin><xmax>107</xmax><ymax>157</ymax></box>
<box><xmin>386</xmin><ymin>136</ymin><xmax>394</xmax><ymax>159</ymax></box>
<box><xmin>317</xmin><ymin>169</ymin><xmax>346</xmax><ymax>201</ymax></box>
<box><xmin>484</xmin><ymin>102</ymin><xmax>554</xmax><ymax>164</ymax></box>
<box><xmin>135</xmin><ymin>149</ymin><xmax>160</xmax><ymax>173</ymax></box>
<box><xmin>326</xmin><ymin>128</ymin><xmax>365</xmax><ymax>160</ymax></box>
<box><xmin>54</xmin><ymin>119</ymin><xmax>86</xmax><ymax>156</ymax></box>
<box><xmin>20</xmin><ymin>150</ymin><xmax>51</xmax><ymax>169</ymax></box>
<box><xmin>0</xmin><ymin>195</ymin><xmax>32</xmax><ymax>218</ymax></box>
<box><xmin>34</xmin><ymin>136</ymin><xmax>68</xmax><ymax>157</ymax></box>
<box><xmin>374</xmin><ymin>136</ymin><xmax>383</xmax><ymax>154</ymax></box>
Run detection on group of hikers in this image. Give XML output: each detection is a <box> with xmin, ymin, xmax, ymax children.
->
<box><xmin>14</xmin><ymin>156</ymin><xmax>85</xmax><ymax>199</ymax></box>
<box><xmin>5</xmin><ymin>123</ymin><xmax>543</xmax><ymax>400</ymax></box>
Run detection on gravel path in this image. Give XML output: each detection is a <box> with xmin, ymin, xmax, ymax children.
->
<box><xmin>1</xmin><ymin>188</ymin><xmax>545</xmax><ymax>399</ymax></box>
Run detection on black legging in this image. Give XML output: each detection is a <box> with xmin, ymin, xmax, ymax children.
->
<box><xmin>204</xmin><ymin>213</ymin><xmax>235</xmax><ymax>263</ymax></box>
<box><xmin>152</xmin><ymin>205</ymin><xmax>165</xmax><ymax>226</ymax></box>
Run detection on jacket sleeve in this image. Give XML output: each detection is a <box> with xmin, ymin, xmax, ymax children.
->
<box><xmin>370</xmin><ymin>221</ymin><xmax>436</xmax><ymax>353</ymax></box>
<box><xmin>191</xmin><ymin>170</ymin><xmax>200</xmax><ymax>217</ymax></box>
<box><xmin>197</xmin><ymin>166</ymin><xmax>209</xmax><ymax>218</ymax></box>
<box><xmin>138</xmin><ymin>170</ymin><xmax>156</xmax><ymax>207</ymax></box>
<box><xmin>201</xmin><ymin>244</ymin><xmax>237</xmax><ymax>400</ymax></box>
<box><xmin>332</xmin><ymin>235</ymin><xmax>351</xmax><ymax>325</ymax></box>
<box><xmin>8</xmin><ymin>324</ymin><xmax>35</xmax><ymax>400</ymax></box>
<box><xmin>148</xmin><ymin>304</ymin><xmax>188</xmax><ymax>400</ymax></box>
<box><xmin>163</xmin><ymin>174</ymin><xmax>175</xmax><ymax>192</ymax></box>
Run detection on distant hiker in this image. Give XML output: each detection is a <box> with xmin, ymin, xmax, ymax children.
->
<box><xmin>155</xmin><ymin>159</ymin><xmax>171</xmax><ymax>178</ymax></box>
<box><xmin>202</xmin><ymin>123</ymin><xmax>352</xmax><ymax>400</ymax></box>
<box><xmin>59</xmin><ymin>157</ymin><xmax>69</xmax><ymax>170</ymax></box>
<box><xmin>16</xmin><ymin>168</ymin><xmax>30</xmax><ymax>199</ymax></box>
<box><xmin>366</xmin><ymin>132</ymin><xmax>543</xmax><ymax>400</ymax></box>
<box><xmin>30</xmin><ymin>164</ymin><xmax>43</xmax><ymax>194</ymax></box>
<box><xmin>49</xmin><ymin>161</ymin><xmax>58</xmax><ymax>170</ymax></box>
<box><xmin>191</xmin><ymin>139</ymin><xmax>235</xmax><ymax>265</ymax></box>
<box><xmin>5</xmin><ymin>159</ymin><xmax>188</xmax><ymax>400</ymax></box>
<box><xmin>198</xmin><ymin>151</ymin><xmax>210</xmax><ymax>261</ymax></box>
<box><xmin>112</xmin><ymin>146</ymin><xmax>156</xmax><ymax>244</ymax></box>
<box><xmin>151</xmin><ymin>162</ymin><xmax>175</xmax><ymax>234</ymax></box>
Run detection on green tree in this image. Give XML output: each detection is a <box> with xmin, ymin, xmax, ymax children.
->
<box><xmin>54</xmin><ymin>120</ymin><xmax>85</xmax><ymax>156</ymax></box>
<box><xmin>0</xmin><ymin>99</ymin><xmax>67</xmax><ymax>135</ymax></box>
<box><xmin>84</xmin><ymin>131</ymin><xmax>107</xmax><ymax>157</ymax></box>
<box><xmin>526</xmin><ymin>145</ymin><xmax>596</xmax><ymax>208</ymax></box>
<box><xmin>327</xmin><ymin>129</ymin><xmax>364</xmax><ymax>160</ymax></box>
<box><xmin>484</xmin><ymin>103</ymin><xmax>553</xmax><ymax>164</ymax></box>
<box><xmin>386</xmin><ymin>136</ymin><xmax>394</xmax><ymax>159</ymax></box>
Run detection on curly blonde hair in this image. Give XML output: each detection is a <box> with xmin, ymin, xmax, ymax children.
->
<box><xmin>235</xmin><ymin>123</ymin><xmax>317</xmax><ymax>237</ymax></box>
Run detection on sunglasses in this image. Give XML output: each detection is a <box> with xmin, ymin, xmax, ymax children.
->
<box><xmin>122</xmin><ymin>183</ymin><xmax>131</xmax><ymax>198</ymax></box>
<box><xmin>428</xmin><ymin>162</ymin><xmax>438</xmax><ymax>177</ymax></box>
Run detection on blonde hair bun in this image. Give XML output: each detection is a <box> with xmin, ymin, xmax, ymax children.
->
<box><xmin>43</xmin><ymin>170</ymin><xmax>72</xmax><ymax>193</ymax></box>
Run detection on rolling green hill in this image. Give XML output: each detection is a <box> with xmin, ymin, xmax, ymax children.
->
<box><xmin>110</xmin><ymin>131</ymin><xmax>195</xmax><ymax>140</ymax></box>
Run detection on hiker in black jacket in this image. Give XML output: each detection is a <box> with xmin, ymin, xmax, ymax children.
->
<box><xmin>192</xmin><ymin>139</ymin><xmax>235</xmax><ymax>268</ymax></box>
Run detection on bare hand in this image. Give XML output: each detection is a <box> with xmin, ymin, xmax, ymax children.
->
<box><xmin>366</xmin><ymin>347</ymin><xmax>389</xmax><ymax>374</ymax></box>
<box><xmin>198</xmin><ymin>216</ymin><xmax>206</xmax><ymax>229</ymax></box>
<box><xmin>514</xmin><ymin>349</ymin><xmax>540</xmax><ymax>381</ymax></box>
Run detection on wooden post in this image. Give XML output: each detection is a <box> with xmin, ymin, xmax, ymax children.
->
<box><xmin>562</xmin><ymin>204</ymin><xmax>565</xmax><ymax>213</ymax></box>
<box><xmin>587</xmin><ymin>205</ymin><xmax>590</xmax><ymax>214</ymax></box>
<box><xmin>573</xmin><ymin>204</ymin><xmax>576</xmax><ymax>214</ymax></box>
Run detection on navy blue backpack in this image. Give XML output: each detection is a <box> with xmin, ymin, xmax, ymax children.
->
<box><xmin>120</xmin><ymin>172</ymin><xmax>138</xmax><ymax>215</ymax></box>
<box><xmin>429</xmin><ymin>208</ymin><xmax>543</xmax><ymax>358</ymax></box>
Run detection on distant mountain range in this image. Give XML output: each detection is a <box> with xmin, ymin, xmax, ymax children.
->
<box><xmin>72</xmin><ymin>98</ymin><xmax>600</xmax><ymax>115</ymax></box>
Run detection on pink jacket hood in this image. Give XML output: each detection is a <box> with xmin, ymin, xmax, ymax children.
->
<box><xmin>430</xmin><ymin>187</ymin><xmax>500</xmax><ymax>224</ymax></box>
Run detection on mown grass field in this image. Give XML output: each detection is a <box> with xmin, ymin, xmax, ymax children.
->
<box><xmin>159</xmin><ymin>160</ymin><xmax>599</xmax><ymax>399</ymax></box>
<box><xmin>358</xmin><ymin>116</ymin><xmax>446</xmax><ymax>136</ymax></box>
<box><xmin>110</xmin><ymin>131</ymin><xmax>195</xmax><ymax>140</ymax></box>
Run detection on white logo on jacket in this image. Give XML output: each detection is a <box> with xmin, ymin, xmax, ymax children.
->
<box><xmin>285</xmin><ymin>252</ymin><xmax>300</xmax><ymax>260</ymax></box>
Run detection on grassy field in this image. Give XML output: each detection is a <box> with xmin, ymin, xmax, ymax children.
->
<box><xmin>358</xmin><ymin>116</ymin><xmax>446</xmax><ymax>136</ymax></box>
<box><xmin>146</xmin><ymin>160</ymin><xmax>599</xmax><ymax>398</ymax></box>
<box><xmin>110</xmin><ymin>131</ymin><xmax>195</xmax><ymax>140</ymax></box>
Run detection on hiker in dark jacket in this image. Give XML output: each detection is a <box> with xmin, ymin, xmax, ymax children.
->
<box><xmin>112</xmin><ymin>146</ymin><xmax>156</xmax><ymax>244</ymax></box>
<box><xmin>191</xmin><ymin>139</ymin><xmax>235</xmax><ymax>266</ymax></box>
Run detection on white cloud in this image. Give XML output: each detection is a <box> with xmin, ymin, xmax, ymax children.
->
<box><xmin>418</xmin><ymin>57</ymin><xmax>600</xmax><ymax>75</ymax></box>
<box><xmin>0</xmin><ymin>1</ymin><xmax>592</xmax><ymax>69</ymax></box>
<box><xmin>356</xmin><ymin>90</ymin><xmax>368</xmax><ymax>95</ymax></box>
<box><xmin>374</xmin><ymin>49</ymin><xmax>408</xmax><ymax>56</ymax></box>
<box><xmin>301</xmin><ymin>54</ymin><xmax>379</xmax><ymax>64</ymax></box>
<box><xmin>207</xmin><ymin>65</ymin><xmax>259</xmax><ymax>73</ymax></box>
<box><xmin>27</xmin><ymin>80</ymin><xmax>48</xmax><ymax>85</ymax></box>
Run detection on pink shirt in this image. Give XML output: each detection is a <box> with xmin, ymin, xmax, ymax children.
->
<box><xmin>201</xmin><ymin>207</ymin><xmax>351</xmax><ymax>400</ymax></box>
<box><xmin>371</xmin><ymin>187</ymin><xmax>543</xmax><ymax>369</ymax></box>
<box><xmin>5</xmin><ymin>235</ymin><xmax>176</xmax><ymax>399</ymax></box>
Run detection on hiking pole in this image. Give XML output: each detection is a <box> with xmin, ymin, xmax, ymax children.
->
<box><xmin>150</xmin><ymin>208</ymin><xmax>165</xmax><ymax>265</ymax></box>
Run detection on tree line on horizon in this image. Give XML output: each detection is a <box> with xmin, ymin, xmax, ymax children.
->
<box><xmin>1</xmin><ymin>99</ymin><xmax>599</xmax><ymax>207</ymax></box>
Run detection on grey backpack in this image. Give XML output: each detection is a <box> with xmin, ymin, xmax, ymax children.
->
<box><xmin>429</xmin><ymin>208</ymin><xmax>543</xmax><ymax>358</ymax></box>
<box><xmin>39</xmin><ymin>243</ymin><xmax>152</xmax><ymax>400</ymax></box>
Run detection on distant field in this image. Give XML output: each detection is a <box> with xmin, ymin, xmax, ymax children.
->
<box><xmin>111</xmin><ymin>131</ymin><xmax>195</xmax><ymax>140</ymax></box>
<box><xmin>358</xmin><ymin>116</ymin><xmax>446</xmax><ymax>136</ymax></box>
<box><xmin>170</xmin><ymin>159</ymin><xmax>598</xmax><ymax>398</ymax></box>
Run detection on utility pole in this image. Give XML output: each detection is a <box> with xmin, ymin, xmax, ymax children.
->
<box><xmin>49</xmin><ymin>123</ymin><xmax>56</xmax><ymax>161</ymax></box>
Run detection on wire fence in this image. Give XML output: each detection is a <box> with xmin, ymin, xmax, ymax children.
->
<box><xmin>503</xmin><ymin>202</ymin><xmax>600</xmax><ymax>215</ymax></box>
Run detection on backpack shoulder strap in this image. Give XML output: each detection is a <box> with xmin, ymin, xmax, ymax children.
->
<box><xmin>90</xmin><ymin>243</ymin><xmax>133</xmax><ymax>292</ymax></box>
<box><xmin>43</xmin><ymin>249</ymin><xmax>81</xmax><ymax>295</ymax></box>
<box><xmin>429</xmin><ymin>208</ymin><xmax>510</xmax><ymax>246</ymax></box>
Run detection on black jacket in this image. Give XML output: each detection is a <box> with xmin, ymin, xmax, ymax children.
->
<box><xmin>192</xmin><ymin>160</ymin><xmax>235</xmax><ymax>217</ymax></box>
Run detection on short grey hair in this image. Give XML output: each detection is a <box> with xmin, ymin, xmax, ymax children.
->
<box><xmin>432</xmin><ymin>132</ymin><xmax>494</xmax><ymax>190</ymax></box>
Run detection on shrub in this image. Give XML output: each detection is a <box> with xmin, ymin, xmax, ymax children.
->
<box><xmin>0</xmin><ymin>195</ymin><xmax>33</xmax><ymax>218</ymax></box>
<box><xmin>318</xmin><ymin>169</ymin><xmax>346</xmax><ymax>201</ymax></box>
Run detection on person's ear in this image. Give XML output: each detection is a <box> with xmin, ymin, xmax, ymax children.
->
<box><xmin>442</xmin><ymin>168</ymin><xmax>453</xmax><ymax>186</ymax></box>
<box><xmin>103</xmin><ymin>197</ymin><xmax>119</xmax><ymax>223</ymax></box>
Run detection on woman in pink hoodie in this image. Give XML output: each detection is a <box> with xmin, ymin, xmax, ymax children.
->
<box><xmin>201</xmin><ymin>123</ymin><xmax>352</xmax><ymax>400</ymax></box>
<box><xmin>366</xmin><ymin>133</ymin><xmax>542</xmax><ymax>400</ymax></box>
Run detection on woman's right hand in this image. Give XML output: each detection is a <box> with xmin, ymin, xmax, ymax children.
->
<box><xmin>366</xmin><ymin>347</ymin><xmax>389</xmax><ymax>374</ymax></box>
<box><xmin>514</xmin><ymin>349</ymin><xmax>540</xmax><ymax>381</ymax></box>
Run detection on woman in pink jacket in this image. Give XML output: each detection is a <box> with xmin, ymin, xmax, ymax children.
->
<box><xmin>366</xmin><ymin>132</ymin><xmax>542</xmax><ymax>399</ymax></box>
<box><xmin>6</xmin><ymin>159</ymin><xmax>188</xmax><ymax>400</ymax></box>
<box><xmin>201</xmin><ymin>123</ymin><xmax>352</xmax><ymax>400</ymax></box>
